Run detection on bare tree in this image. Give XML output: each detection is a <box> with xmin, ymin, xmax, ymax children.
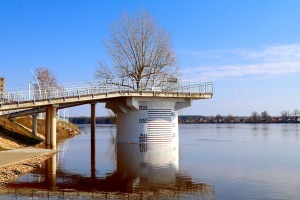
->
<box><xmin>33</xmin><ymin>67</ymin><xmax>59</xmax><ymax>97</ymax></box>
<box><xmin>225</xmin><ymin>114</ymin><xmax>237</xmax><ymax>123</ymax></box>
<box><xmin>34</xmin><ymin>67</ymin><xmax>57</xmax><ymax>89</ymax></box>
<box><xmin>96</xmin><ymin>9</ymin><xmax>179</xmax><ymax>90</ymax></box>
<box><xmin>281</xmin><ymin>110</ymin><xmax>288</xmax><ymax>122</ymax></box>
<box><xmin>215</xmin><ymin>114</ymin><xmax>223</xmax><ymax>123</ymax></box>
<box><xmin>261</xmin><ymin>111</ymin><xmax>270</xmax><ymax>122</ymax></box>
<box><xmin>293</xmin><ymin>109</ymin><xmax>299</xmax><ymax>117</ymax></box>
<box><xmin>251</xmin><ymin>111</ymin><xmax>260</xmax><ymax>123</ymax></box>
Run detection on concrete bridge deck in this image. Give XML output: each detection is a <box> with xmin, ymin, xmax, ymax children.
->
<box><xmin>0</xmin><ymin>80</ymin><xmax>213</xmax><ymax>112</ymax></box>
<box><xmin>0</xmin><ymin>80</ymin><xmax>213</xmax><ymax>150</ymax></box>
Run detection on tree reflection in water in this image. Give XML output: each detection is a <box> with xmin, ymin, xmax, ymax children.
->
<box><xmin>3</xmin><ymin>142</ymin><xmax>214</xmax><ymax>199</ymax></box>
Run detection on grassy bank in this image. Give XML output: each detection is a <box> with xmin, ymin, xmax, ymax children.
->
<box><xmin>0</xmin><ymin>116</ymin><xmax>80</xmax><ymax>151</ymax></box>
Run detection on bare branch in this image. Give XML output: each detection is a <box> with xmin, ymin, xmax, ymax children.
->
<box><xmin>96</xmin><ymin>8</ymin><xmax>179</xmax><ymax>89</ymax></box>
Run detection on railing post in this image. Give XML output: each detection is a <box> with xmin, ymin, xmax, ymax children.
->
<box><xmin>139</xmin><ymin>81</ymin><xmax>141</xmax><ymax>92</ymax></box>
<box><xmin>119</xmin><ymin>78</ymin><xmax>121</xmax><ymax>93</ymax></box>
<box><xmin>28</xmin><ymin>82</ymin><xmax>31</xmax><ymax>100</ymax></box>
<box><xmin>166</xmin><ymin>78</ymin><xmax>168</xmax><ymax>92</ymax></box>
<box><xmin>33</xmin><ymin>92</ymin><xmax>35</xmax><ymax>103</ymax></box>
<box><xmin>17</xmin><ymin>91</ymin><xmax>20</xmax><ymax>104</ymax></box>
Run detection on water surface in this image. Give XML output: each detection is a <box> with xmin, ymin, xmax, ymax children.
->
<box><xmin>2</xmin><ymin>123</ymin><xmax>300</xmax><ymax>200</ymax></box>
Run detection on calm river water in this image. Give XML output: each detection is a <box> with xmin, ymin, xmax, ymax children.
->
<box><xmin>1</xmin><ymin>123</ymin><xmax>300</xmax><ymax>199</ymax></box>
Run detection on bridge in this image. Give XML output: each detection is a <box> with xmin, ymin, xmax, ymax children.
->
<box><xmin>0</xmin><ymin>79</ymin><xmax>213</xmax><ymax>149</ymax></box>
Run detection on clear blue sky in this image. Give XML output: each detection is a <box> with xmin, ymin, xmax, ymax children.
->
<box><xmin>1</xmin><ymin>0</ymin><xmax>300</xmax><ymax>117</ymax></box>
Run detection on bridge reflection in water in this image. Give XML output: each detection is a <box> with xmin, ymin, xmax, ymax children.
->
<box><xmin>3</xmin><ymin>139</ymin><xmax>214</xmax><ymax>199</ymax></box>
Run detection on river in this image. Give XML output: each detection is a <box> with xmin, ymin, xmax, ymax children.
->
<box><xmin>1</xmin><ymin>123</ymin><xmax>300</xmax><ymax>199</ymax></box>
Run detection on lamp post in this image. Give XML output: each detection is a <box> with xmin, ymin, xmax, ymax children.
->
<box><xmin>28</xmin><ymin>81</ymin><xmax>31</xmax><ymax>100</ymax></box>
<box><xmin>31</xmin><ymin>69</ymin><xmax>41</xmax><ymax>97</ymax></box>
<box><xmin>31</xmin><ymin>69</ymin><xmax>43</xmax><ymax>118</ymax></box>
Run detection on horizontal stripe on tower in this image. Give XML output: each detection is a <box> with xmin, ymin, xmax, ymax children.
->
<box><xmin>147</xmin><ymin>128</ymin><xmax>172</xmax><ymax>131</ymax></box>
<box><xmin>148</xmin><ymin>116</ymin><xmax>171</xmax><ymax>119</ymax></box>
<box><xmin>147</xmin><ymin>109</ymin><xmax>172</xmax><ymax>110</ymax></box>
<box><xmin>148</xmin><ymin>128</ymin><xmax>172</xmax><ymax>130</ymax></box>
<box><xmin>148</xmin><ymin>115</ymin><xmax>171</xmax><ymax>117</ymax></box>
<box><xmin>147</xmin><ymin>137</ymin><xmax>173</xmax><ymax>140</ymax></box>
<box><xmin>147</xmin><ymin>132</ymin><xmax>172</xmax><ymax>135</ymax></box>
<box><xmin>146</xmin><ymin>140</ymin><xmax>172</xmax><ymax>143</ymax></box>
<box><xmin>147</xmin><ymin>130</ymin><xmax>172</xmax><ymax>132</ymax></box>
<box><xmin>148</xmin><ymin>113</ymin><xmax>171</xmax><ymax>115</ymax></box>
<box><xmin>147</xmin><ymin>138</ymin><xmax>173</xmax><ymax>141</ymax></box>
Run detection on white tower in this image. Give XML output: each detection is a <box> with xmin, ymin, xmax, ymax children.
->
<box><xmin>106</xmin><ymin>97</ymin><xmax>191</xmax><ymax>144</ymax></box>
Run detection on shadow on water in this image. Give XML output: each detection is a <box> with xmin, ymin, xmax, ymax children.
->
<box><xmin>1</xmin><ymin>127</ymin><xmax>214</xmax><ymax>199</ymax></box>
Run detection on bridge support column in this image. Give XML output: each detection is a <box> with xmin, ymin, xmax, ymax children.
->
<box><xmin>32</xmin><ymin>114</ymin><xmax>38</xmax><ymax>136</ymax></box>
<box><xmin>45</xmin><ymin>107</ymin><xmax>51</xmax><ymax>149</ymax></box>
<box><xmin>91</xmin><ymin>103</ymin><xmax>96</xmax><ymax>142</ymax></box>
<box><xmin>50</xmin><ymin>105</ymin><xmax>57</xmax><ymax>150</ymax></box>
<box><xmin>106</xmin><ymin>97</ymin><xmax>191</xmax><ymax>144</ymax></box>
<box><xmin>45</xmin><ymin>106</ymin><xmax>51</xmax><ymax>149</ymax></box>
<box><xmin>46</xmin><ymin>154</ymin><xmax>57</xmax><ymax>190</ymax></box>
<box><xmin>90</xmin><ymin>103</ymin><xmax>96</xmax><ymax>178</ymax></box>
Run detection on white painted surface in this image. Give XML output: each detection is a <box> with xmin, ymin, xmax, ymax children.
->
<box><xmin>106</xmin><ymin>97</ymin><xmax>191</xmax><ymax>144</ymax></box>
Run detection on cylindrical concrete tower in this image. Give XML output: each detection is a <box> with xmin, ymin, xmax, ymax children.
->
<box><xmin>106</xmin><ymin>97</ymin><xmax>191</xmax><ymax>144</ymax></box>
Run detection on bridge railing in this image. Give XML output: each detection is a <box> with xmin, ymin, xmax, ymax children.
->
<box><xmin>0</xmin><ymin>80</ymin><xmax>213</xmax><ymax>104</ymax></box>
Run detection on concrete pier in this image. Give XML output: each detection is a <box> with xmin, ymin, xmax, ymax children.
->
<box><xmin>32</xmin><ymin>114</ymin><xmax>38</xmax><ymax>136</ymax></box>
<box><xmin>45</xmin><ymin>106</ymin><xmax>51</xmax><ymax>149</ymax></box>
<box><xmin>50</xmin><ymin>105</ymin><xmax>57</xmax><ymax>150</ymax></box>
<box><xmin>91</xmin><ymin>103</ymin><xmax>96</xmax><ymax>142</ymax></box>
<box><xmin>90</xmin><ymin>103</ymin><xmax>96</xmax><ymax>179</ymax></box>
<box><xmin>106</xmin><ymin>97</ymin><xmax>191</xmax><ymax>144</ymax></box>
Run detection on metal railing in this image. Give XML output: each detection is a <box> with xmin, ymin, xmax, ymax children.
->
<box><xmin>0</xmin><ymin>79</ymin><xmax>213</xmax><ymax>104</ymax></box>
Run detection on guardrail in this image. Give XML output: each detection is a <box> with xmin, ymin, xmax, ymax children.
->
<box><xmin>0</xmin><ymin>79</ymin><xmax>213</xmax><ymax>104</ymax></box>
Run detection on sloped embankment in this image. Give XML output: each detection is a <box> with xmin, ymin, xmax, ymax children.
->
<box><xmin>0</xmin><ymin>117</ymin><xmax>43</xmax><ymax>150</ymax></box>
<box><xmin>0</xmin><ymin>116</ymin><xmax>80</xmax><ymax>150</ymax></box>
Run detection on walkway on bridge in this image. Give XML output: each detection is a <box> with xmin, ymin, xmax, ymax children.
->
<box><xmin>0</xmin><ymin>79</ymin><xmax>213</xmax><ymax>150</ymax></box>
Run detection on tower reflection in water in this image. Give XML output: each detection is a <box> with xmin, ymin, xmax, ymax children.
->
<box><xmin>4</xmin><ymin>137</ymin><xmax>213</xmax><ymax>199</ymax></box>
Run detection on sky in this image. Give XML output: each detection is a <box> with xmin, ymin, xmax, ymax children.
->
<box><xmin>1</xmin><ymin>0</ymin><xmax>300</xmax><ymax>117</ymax></box>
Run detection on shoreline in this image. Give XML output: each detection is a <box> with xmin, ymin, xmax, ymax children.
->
<box><xmin>0</xmin><ymin>147</ymin><xmax>56</xmax><ymax>187</ymax></box>
<box><xmin>0</xmin><ymin>116</ymin><xmax>79</xmax><ymax>187</ymax></box>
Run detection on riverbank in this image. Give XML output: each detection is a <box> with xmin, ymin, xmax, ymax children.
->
<box><xmin>0</xmin><ymin>116</ymin><xmax>80</xmax><ymax>150</ymax></box>
<box><xmin>0</xmin><ymin>116</ymin><xmax>80</xmax><ymax>186</ymax></box>
<box><xmin>0</xmin><ymin>147</ymin><xmax>56</xmax><ymax>186</ymax></box>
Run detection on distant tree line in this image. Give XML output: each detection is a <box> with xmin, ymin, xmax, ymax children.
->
<box><xmin>180</xmin><ymin>109</ymin><xmax>300</xmax><ymax>124</ymax></box>
<box><xmin>70</xmin><ymin>109</ymin><xmax>300</xmax><ymax>125</ymax></box>
<box><xmin>69</xmin><ymin>116</ymin><xmax>115</xmax><ymax>124</ymax></box>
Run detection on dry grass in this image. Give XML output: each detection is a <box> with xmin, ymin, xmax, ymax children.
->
<box><xmin>0</xmin><ymin>116</ymin><xmax>80</xmax><ymax>150</ymax></box>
